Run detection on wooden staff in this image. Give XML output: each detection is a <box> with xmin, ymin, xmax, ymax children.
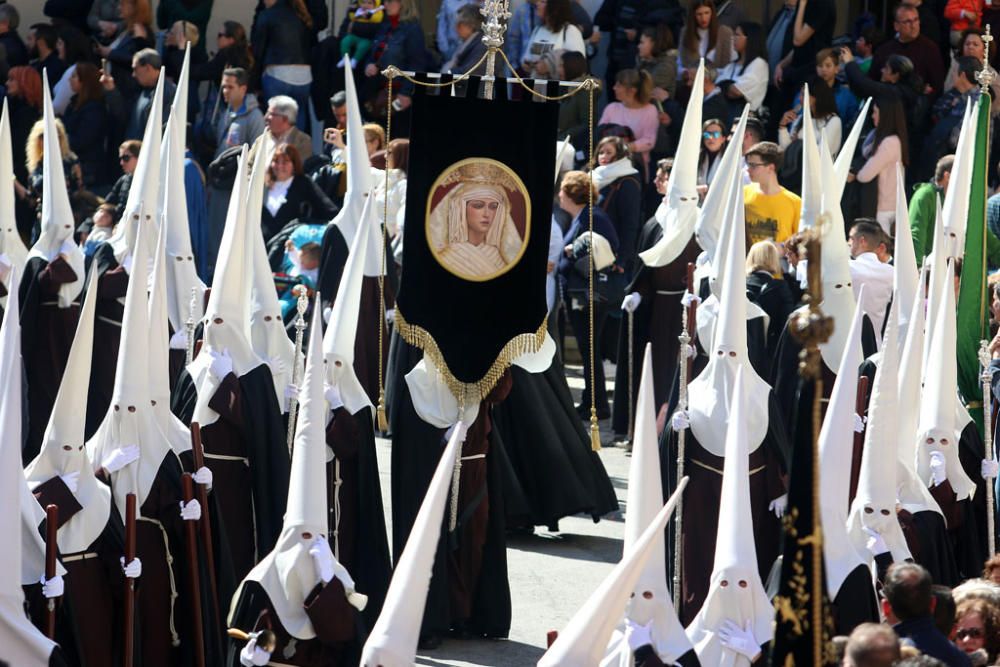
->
<box><xmin>181</xmin><ymin>474</ymin><xmax>206</xmax><ymax>667</ymax></box>
<box><xmin>848</xmin><ymin>375</ymin><xmax>870</xmax><ymax>509</ymax></box>
<box><xmin>190</xmin><ymin>422</ymin><xmax>221</xmax><ymax>634</ymax></box>
<box><xmin>123</xmin><ymin>493</ymin><xmax>136</xmax><ymax>667</ymax></box>
<box><xmin>672</xmin><ymin>262</ymin><xmax>698</xmax><ymax>610</ymax></box>
<box><xmin>44</xmin><ymin>504</ymin><xmax>59</xmax><ymax>639</ymax></box>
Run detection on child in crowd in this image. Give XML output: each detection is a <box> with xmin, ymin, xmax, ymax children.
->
<box><xmin>82</xmin><ymin>203</ymin><xmax>116</xmax><ymax>256</ymax></box>
<box><xmin>279</xmin><ymin>240</ymin><xmax>322</xmax><ymax>318</ymax></box>
<box><xmin>339</xmin><ymin>0</ymin><xmax>385</xmax><ymax>68</ymax></box>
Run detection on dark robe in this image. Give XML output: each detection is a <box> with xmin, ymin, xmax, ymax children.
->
<box><xmin>899</xmin><ymin>508</ymin><xmax>961</xmax><ymax>587</ymax></box>
<box><xmin>83</xmin><ymin>244</ymin><xmax>127</xmax><ymax>438</ymax></box>
<box><xmin>388</xmin><ymin>339</ymin><xmax>512</xmax><ymax>639</ymax></box>
<box><xmin>324</xmin><ymin>406</ymin><xmax>391</xmax><ymax>629</ymax></box>
<box><xmin>634</xmin><ymin>645</ymin><xmax>701</xmax><ymax>666</ymax></box>
<box><xmin>171</xmin><ymin>365</ymin><xmax>291</xmax><ymax>582</ymax></box>
<box><xmin>18</xmin><ymin>256</ymin><xmax>81</xmax><ymax>463</ymax></box>
<box><xmin>491</xmin><ymin>363</ymin><xmax>619</xmax><ymax>529</ymax></box>
<box><xmin>831</xmin><ymin>564</ymin><xmax>880</xmax><ymax>635</ymax></box>
<box><xmin>661</xmin><ymin>396</ymin><xmax>790</xmax><ymax>626</ymax></box>
<box><xmin>226</xmin><ymin>578</ymin><xmax>361</xmax><ymax>666</ymax></box>
<box><xmin>612</xmin><ymin>220</ymin><xmax>701</xmax><ymax>438</ymax></box>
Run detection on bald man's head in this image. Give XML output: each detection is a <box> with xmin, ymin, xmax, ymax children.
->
<box><xmin>844</xmin><ymin>623</ymin><xmax>901</xmax><ymax>667</ymax></box>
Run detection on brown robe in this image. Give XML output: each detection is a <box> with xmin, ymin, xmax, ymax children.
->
<box><xmin>354</xmin><ymin>276</ymin><xmax>394</xmax><ymax>406</ymax></box>
<box><xmin>85</xmin><ymin>265</ymin><xmax>128</xmax><ymax>437</ymax></box>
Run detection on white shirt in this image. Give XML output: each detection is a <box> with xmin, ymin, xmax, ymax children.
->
<box><xmin>716</xmin><ymin>57</ymin><xmax>769</xmax><ymax>111</ymax></box>
<box><xmin>522</xmin><ymin>23</ymin><xmax>586</xmax><ymax>64</ymax></box>
<box><xmin>849</xmin><ymin>252</ymin><xmax>894</xmax><ymax>344</ymax></box>
<box><xmin>266</xmin><ymin>177</ymin><xmax>294</xmax><ymax>216</ymax></box>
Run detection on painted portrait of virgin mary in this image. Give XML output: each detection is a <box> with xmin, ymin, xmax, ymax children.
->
<box><xmin>427</xmin><ymin>158</ymin><xmax>530</xmax><ymax>281</ymax></box>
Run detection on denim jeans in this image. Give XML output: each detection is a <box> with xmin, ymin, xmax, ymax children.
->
<box><xmin>261</xmin><ymin>72</ymin><xmax>312</xmax><ymax>132</ymax></box>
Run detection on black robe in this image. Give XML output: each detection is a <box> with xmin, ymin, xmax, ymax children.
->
<box><xmin>83</xmin><ymin>244</ymin><xmax>126</xmax><ymax>439</ymax></box>
<box><xmin>612</xmin><ymin>220</ymin><xmax>701</xmax><ymax>439</ymax></box>
<box><xmin>18</xmin><ymin>255</ymin><xmax>81</xmax><ymax>463</ymax></box>
<box><xmin>831</xmin><ymin>564</ymin><xmax>880</xmax><ymax>635</ymax></box>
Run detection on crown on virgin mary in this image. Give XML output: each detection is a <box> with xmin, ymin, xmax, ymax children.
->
<box><xmin>439</xmin><ymin>159</ymin><xmax>520</xmax><ymax>193</ymax></box>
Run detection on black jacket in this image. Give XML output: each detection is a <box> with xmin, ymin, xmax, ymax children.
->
<box><xmin>62</xmin><ymin>98</ymin><xmax>108</xmax><ymax>187</ymax></box>
<box><xmin>190</xmin><ymin>44</ymin><xmax>254</xmax><ymax>84</ymax></box>
<box><xmin>252</xmin><ymin>0</ymin><xmax>313</xmax><ymax>77</ymax></box>
<box><xmin>0</xmin><ymin>31</ymin><xmax>28</xmax><ymax>69</ymax></box>
<box><xmin>8</xmin><ymin>96</ymin><xmax>38</xmax><ymax>184</ymax></box>
<box><xmin>599</xmin><ymin>174</ymin><xmax>642</xmax><ymax>273</ymax></box>
<box><xmin>365</xmin><ymin>19</ymin><xmax>426</xmax><ymax>96</ymax></box>
<box><xmin>260</xmin><ymin>175</ymin><xmax>338</xmax><ymax>242</ymax></box>
<box><xmin>746</xmin><ymin>270</ymin><xmax>796</xmax><ymax>362</ymax></box>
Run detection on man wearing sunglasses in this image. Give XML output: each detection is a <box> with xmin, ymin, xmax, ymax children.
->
<box><xmin>742</xmin><ymin>141</ymin><xmax>800</xmax><ymax>245</ymax></box>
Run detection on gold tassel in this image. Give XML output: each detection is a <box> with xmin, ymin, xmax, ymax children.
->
<box><xmin>590</xmin><ymin>412</ymin><xmax>601</xmax><ymax>452</ymax></box>
<box><xmin>376</xmin><ymin>391</ymin><xmax>389</xmax><ymax>432</ymax></box>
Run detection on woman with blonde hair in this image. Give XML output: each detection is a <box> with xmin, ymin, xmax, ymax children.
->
<box><xmin>362</xmin><ymin>122</ymin><xmax>386</xmax><ymax>156</ymax></box>
<box><xmin>745</xmin><ymin>240</ymin><xmax>794</xmax><ymax>365</ymax></box>
<box><xmin>19</xmin><ymin>118</ymin><xmax>83</xmax><ymax>214</ymax></box>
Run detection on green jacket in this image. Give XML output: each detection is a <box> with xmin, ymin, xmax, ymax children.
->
<box><xmin>909</xmin><ymin>181</ymin><xmax>1000</xmax><ymax>269</ymax></box>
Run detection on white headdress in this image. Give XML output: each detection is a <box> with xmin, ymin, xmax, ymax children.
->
<box><xmin>0</xmin><ymin>98</ymin><xmax>27</xmax><ymax>304</ymax></box>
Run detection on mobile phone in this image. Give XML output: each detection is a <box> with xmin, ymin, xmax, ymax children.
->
<box><xmin>102</xmin><ymin>58</ymin><xmax>109</xmax><ymax>76</ymax></box>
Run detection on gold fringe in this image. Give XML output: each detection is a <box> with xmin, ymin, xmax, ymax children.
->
<box><xmin>395</xmin><ymin>307</ymin><xmax>547</xmax><ymax>402</ymax></box>
<box><xmin>590</xmin><ymin>413</ymin><xmax>601</xmax><ymax>452</ymax></box>
<box><xmin>376</xmin><ymin>391</ymin><xmax>389</xmax><ymax>432</ymax></box>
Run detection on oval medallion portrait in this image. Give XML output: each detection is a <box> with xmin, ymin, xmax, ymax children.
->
<box><xmin>426</xmin><ymin>158</ymin><xmax>531</xmax><ymax>282</ymax></box>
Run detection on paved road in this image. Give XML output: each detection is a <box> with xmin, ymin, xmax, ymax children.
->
<box><xmin>374</xmin><ymin>362</ymin><xmax>632</xmax><ymax>666</ymax></box>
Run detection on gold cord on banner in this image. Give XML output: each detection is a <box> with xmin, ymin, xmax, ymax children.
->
<box><xmin>379</xmin><ymin>48</ymin><xmax>599</xmax><ymax>416</ymax></box>
<box><xmin>376</xmin><ymin>78</ymin><xmax>392</xmax><ymax>433</ymax></box>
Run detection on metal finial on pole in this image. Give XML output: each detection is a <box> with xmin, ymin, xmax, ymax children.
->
<box><xmin>479</xmin><ymin>0</ymin><xmax>511</xmax><ymax>100</ymax></box>
<box><xmin>285</xmin><ymin>285</ymin><xmax>310</xmax><ymax>455</ymax></box>
<box><xmin>185</xmin><ymin>287</ymin><xmax>198</xmax><ymax>366</ymax></box>
<box><xmin>978</xmin><ymin>25</ymin><xmax>995</xmax><ymax>93</ymax></box>
<box><xmin>979</xmin><ymin>340</ymin><xmax>996</xmax><ymax>555</ymax></box>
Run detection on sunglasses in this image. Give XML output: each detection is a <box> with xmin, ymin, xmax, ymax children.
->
<box><xmin>703</xmin><ymin>131</ymin><xmax>723</xmax><ymax>139</ymax></box>
<box><xmin>956</xmin><ymin>628</ymin><xmax>984</xmax><ymax>640</ymax></box>
<box><xmin>119</xmin><ymin>154</ymin><xmax>134</xmax><ymax>163</ymax></box>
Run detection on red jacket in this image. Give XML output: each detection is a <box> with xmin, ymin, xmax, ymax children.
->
<box><xmin>945</xmin><ymin>0</ymin><xmax>984</xmax><ymax>32</ymax></box>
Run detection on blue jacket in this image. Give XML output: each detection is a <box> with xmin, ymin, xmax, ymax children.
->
<box><xmin>558</xmin><ymin>205</ymin><xmax>621</xmax><ymax>290</ymax></box>
<box><xmin>367</xmin><ymin>19</ymin><xmax>425</xmax><ymax>96</ymax></box>
<box><xmin>894</xmin><ymin>617</ymin><xmax>971</xmax><ymax>667</ymax></box>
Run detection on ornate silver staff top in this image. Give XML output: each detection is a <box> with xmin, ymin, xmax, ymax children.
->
<box><xmin>977</xmin><ymin>25</ymin><xmax>995</xmax><ymax>93</ymax></box>
<box><xmin>479</xmin><ymin>0</ymin><xmax>511</xmax><ymax>99</ymax></box>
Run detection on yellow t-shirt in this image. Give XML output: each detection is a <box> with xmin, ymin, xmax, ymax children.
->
<box><xmin>743</xmin><ymin>184</ymin><xmax>801</xmax><ymax>244</ymax></box>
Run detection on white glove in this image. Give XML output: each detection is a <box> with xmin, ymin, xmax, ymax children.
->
<box><xmin>621</xmin><ymin>292</ymin><xmax>641</xmax><ymax>313</ymax></box>
<box><xmin>769</xmin><ymin>494</ymin><xmax>788</xmax><ymax>518</ymax></box>
<box><xmin>168</xmin><ymin>330</ymin><xmax>188</xmax><ymax>350</ymax></box>
<box><xmin>284</xmin><ymin>384</ymin><xmax>299</xmax><ymax>402</ymax></box>
<box><xmin>681</xmin><ymin>291</ymin><xmax>701</xmax><ymax>307</ymax></box>
<box><xmin>59</xmin><ymin>238</ymin><xmax>77</xmax><ymax>257</ymax></box>
<box><xmin>982</xmin><ymin>459</ymin><xmax>999</xmax><ymax>480</ymax></box>
<box><xmin>121</xmin><ymin>557</ymin><xmax>142</xmax><ymax>578</ymax></box>
<box><xmin>41</xmin><ymin>574</ymin><xmax>64</xmax><ymax>598</ymax></box>
<box><xmin>853</xmin><ymin>413</ymin><xmax>866</xmax><ymax>433</ymax></box>
<box><xmin>323</xmin><ymin>306</ymin><xmax>332</xmax><ymax>323</ymax></box>
<box><xmin>863</xmin><ymin>526</ymin><xmax>889</xmax><ymax>555</ymax></box>
<box><xmin>929</xmin><ymin>451</ymin><xmax>948</xmax><ymax>486</ymax></box>
<box><xmin>670</xmin><ymin>410</ymin><xmax>690</xmax><ymax>432</ymax></box>
<box><xmin>192</xmin><ymin>466</ymin><xmax>213</xmax><ymax>490</ymax></box>
<box><xmin>59</xmin><ymin>471</ymin><xmax>80</xmax><ymax>494</ymax></box>
<box><xmin>179</xmin><ymin>499</ymin><xmax>202</xmax><ymax>521</ymax></box>
<box><xmin>209</xmin><ymin>349</ymin><xmax>233</xmax><ymax>380</ymax></box>
<box><xmin>309</xmin><ymin>536</ymin><xmax>336</xmax><ymax>584</ymax></box>
<box><xmin>718</xmin><ymin>620</ymin><xmax>761</xmax><ymax>661</ymax></box>
<box><xmin>445</xmin><ymin>420</ymin><xmax>470</xmax><ymax>443</ymax></box>
<box><xmin>239</xmin><ymin>634</ymin><xmax>272</xmax><ymax>667</ymax></box>
<box><xmin>682</xmin><ymin>343</ymin><xmax>697</xmax><ymax>359</ymax></box>
<box><xmin>624</xmin><ymin>618</ymin><xmax>654</xmax><ymax>652</ymax></box>
<box><xmin>324</xmin><ymin>384</ymin><xmax>343</xmax><ymax>410</ymax></box>
<box><xmin>385</xmin><ymin>308</ymin><xmax>395</xmax><ymax>324</ymax></box>
<box><xmin>100</xmin><ymin>444</ymin><xmax>140</xmax><ymax>473</ymax></box>
<box><xmin>121</xmin><ymin>252</ymin><xmax>133</xmax><ymax>274</ymax></box>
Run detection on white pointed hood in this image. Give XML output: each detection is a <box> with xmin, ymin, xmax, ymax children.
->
<box><xmin>109</xmin><ymin>71</ymin><xmax>164</xmax><ymax>263</ymax></box>
<box><xmin>847</xmin><ymin>302</ymin><xmax>912</xmax><ymax>562</ymax></box>
<box><xmin>542</xmin><ymin>481</ymin><xmax>690</xmax><ymax>667</ymax></box>
<box><xmin>323</xmin><ymin>190</ymin><xmax>376</xmax><ymax>415</ymax></box>
<box><xmin>695</xmin><ymin>105</ymin><xmax>749</xmax><ymax>263</ymax></box>
<box><xmin>818</xmin><ymin>297</ymin><xmax>870</xmax><ymax>596</ymax></box>
<box><xmin>25</xmin><ymin>273</ymin><xmax>112</xmax><ymax>554</ymax></box>
<box><xmin>148</xmin><ymin>215</ymin><xmax>191</xmax><ymax>456</ymax></box>
<box><xmin>27</xmin><ymin>70</ymin><xmax>83</xmax><ymax>308</ymax></box>
<box><xmin>798</xmin><ymin>85</ymin><xmax>823</xmax><ymax>230</ymax></box>
<box><xmin>0</xmin><ymin>268</ymin><xmax>57</xmax><ymax>666</ymax></box>
<box><xmin>893</xmin><ymin>162</ymin><xmax>919</xmax><ymax>342</ymax></box>
<box><xmin>603</xmin><ymin>346</ymin><xmax>693</xmax><ymax>667</ymax></box>
<box><xmin>638</xmin><ymin>61</ymin><xmax>704</xmax><ymax>268</ymax></box>
<box><xmin>916</xmin><ymin>260</ymin><xmax>977</xmax><ymax>500</ymax></box>
<box><xmin>159</xmin><ymin>45</ymin><xmax>205</xmax><ymax>332</ymax></box>
<box><xmin>688</xmin><ymin>167</ymin><xmax>771</xmax><ymax>457</ymax></box>
<box><xmin>360</xmin><ymin>427</ymin><xmax>465</xmax><ymax>667</ymax></box>
<box><xmin>87</xmin><ymin>218</ymin><xmax>174</xmax><ymax>515</ymax></box>
<box><xmin>940</xmin><ymin>99</ymin><xmax>977</xmax><ymax>259</ymax></box>
<box><xmin>687</xmin><ymin>366</ymin><xmax>773</xmax><ymax>667</ymax></box>
<box><xmin>0</xmin><ymin>98</ymin><xmax>27</xmax><ymax>302</ymax></box>
<box><xmin>188</xmin><ymin>147</ymin><xmax>263</xmax><ymax>427</ymax></box>
<box><xmin>242</xmin><ymin>299</ymin><xmax>334</xmax><ymax>640</ymax></box>
<box><xmin>331</xmin><ymin>57</ymin><xmax>382</xmax><ymax>277</ymax></box>
<box><xmin>246</xmin><ymin>134</ymin><xmax>296</xmax><ymax>409</ymax></box>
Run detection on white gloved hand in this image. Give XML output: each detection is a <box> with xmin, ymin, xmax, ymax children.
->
<box><xmin>718</xmin><ymin>620</ymin><xmax>761</xmax><ymax>661</ymax></box>
<box><xmin>209</xmin><ymin>349</ymin><xmax>233</xmax><ymax>380</ymax></box>
<box><xmin>239</xmin><ymin>633</ymin><xmax>272</xmax><ymax>667</ymax></box>
<box><xmin>323</xmin><ymin>306</ymin><xmax>332</xmax><ymax>324</ymax></box>
<box><xmin>670</xmin><ymin>410</ymin><xmax>690</xmax><ymax>432</ymax></box>
<box><xmin>168</xmin><ymin>329</ymin><xmax>189</xmax><ymax>350</ymax></box>
<box><xmin>385</xmin><ymin>308</ymin><xmax>395</xmax><ymax>324</ymax></box>
<box><xmin>309</xmin><ymin>536</ymin><xmax>336</xmax><ymax>584</ymax></box>
<box><xmin>445</xmin><ymin>421</ymin><xmax>470</xmax><ymax>443</ymax></box>
<box><xmin>121</xmin><ymin>557</ymin><xmax>142</xmax><ymax>578</ymax></box>
<box><xmin>324</xmin><ymin>384</ymin><xmax>343</xmax><ymax>410</ymax></box>
<box><xmin>863</xmin><ymin>526</ymin><xmax>889</xmax><ymax>555</ymax></box>
<box><xmin>59</xmin><ymin>238</ymin><xmax>77</xmax><ymax>257</ymax></box>
<box><xmin>681</xmin><ymin>291</ymin><xmax>701</xmax><ymax>307</ymax></box>
<box><xmin>121</xmin><ymin>252</ymin><xmax>133</xmax><ymax>274</ymax></box>
<box><xmin>982</xmin><ymin>459</ymin><xmax>999</xmax><ymax>480</ymax></box>
<box><xmin>41</xmin><ymin>574</ymin><xmax>64</xmax><ymax>598</ymax></box>
<box><xmin>682</xmin><ymin>343</ymin><xmax>697</xmax><ymax>359</ymax></box>
<box><xmin>624</xmin><ymin>618</ymin><xmax>654</xmax><ymax>652</ymax></box>
<box><xmin>179</xmin><ymin>499</ymin><xmax>202</xmax><ymax>521</ymax></box>
<box><xmin>60</xmin><ymin>471</ymin><xmax>80</xmax><ymax>493</ymax></box>
<box><xmin>769</xmin><ymin>494</ymin><xmax>788</xmax><ymax>518</ymax></box>
<box><xmin>192</xmin><ymin>466</ymin><xmax>213</xmax><ymax>490</ymax></box>
<box><xmin>929</xmin><ymin>451</ymin><xmax>948</xmax><ymax>486</ymax></box>
<box><xmin>284</xmin><ymin>383</ymin><xmax>299</xmax><ymax>403</ymax></box>
<box><xmin>621</xmin><ymin>292</ymin><xmax>642</xmax><ymax>313</ymax></box>
<box><xmin>101</xmin><ymin>444</ymin><xmax>140</xmax><ymax>473</ymax></box>
<box><xmin>853</xmin><ymin>413</ymin><xmax>866</xmax><ymax>433</ymax></box>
